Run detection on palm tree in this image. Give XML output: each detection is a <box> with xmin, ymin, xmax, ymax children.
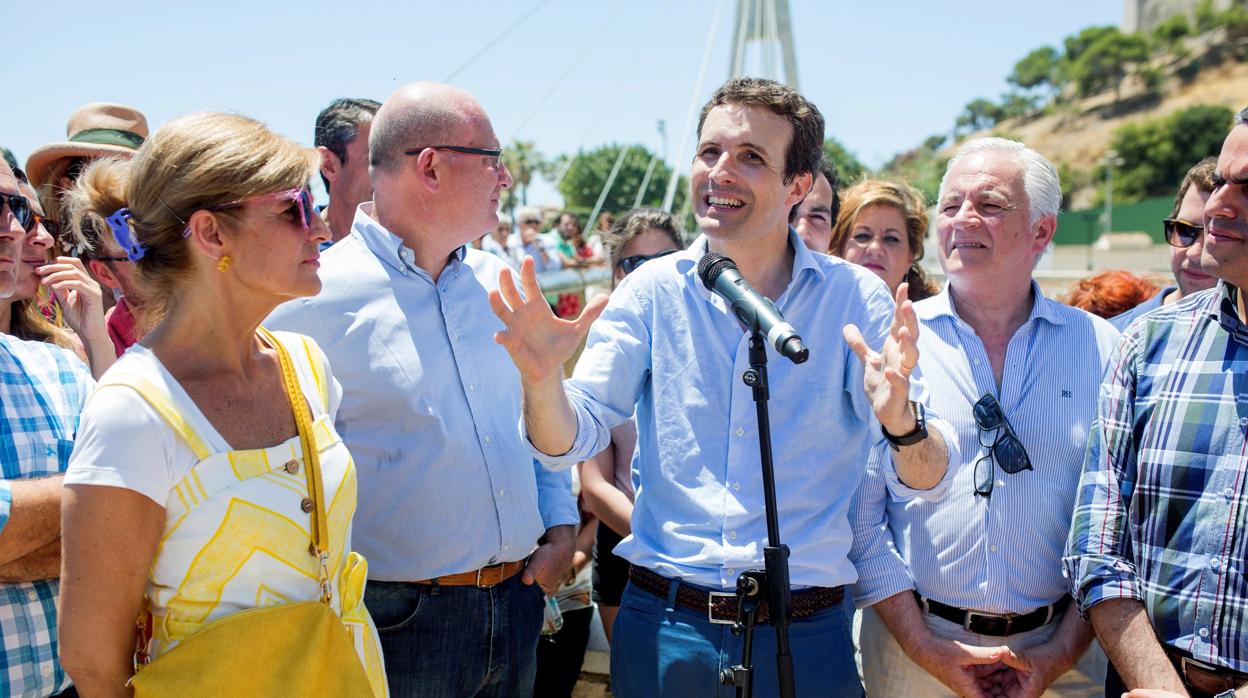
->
<box><xmin>502</xmin><ymin>140</ymin><xmax>542</xmax><ymax>216</ymax></box>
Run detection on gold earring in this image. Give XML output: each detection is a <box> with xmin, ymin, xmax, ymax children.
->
<box><xmin>217</xmin><ymin>255</ymin><xmax>231</xmax><ymax>273</ymax></box>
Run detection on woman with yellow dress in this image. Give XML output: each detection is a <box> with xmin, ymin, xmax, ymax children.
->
<box><xmin>57</xmin><ymin>112</ymin><xmax>387</xmax><ymax>697</ymax></box>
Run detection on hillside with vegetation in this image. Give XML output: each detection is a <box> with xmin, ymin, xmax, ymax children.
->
<box><xmin>872</xmin><ymin>0</ymin><xmax>1248</xmax><ymax>211</ymax></box>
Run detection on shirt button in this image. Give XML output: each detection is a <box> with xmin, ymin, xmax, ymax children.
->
<box><xmin>41</xmin><ymin>666</ymin><xmax>51</xmax><ymax>677</ymax></box>
<box><xmin>503</xmin><ymin>543</ymin><xmax>510</xmax><ymax>550</ymax></box>
<box><xmin>996</xmin><ymin>479</ymin><xmax>1005</xmax><ymax>488</ymax></box>
<box><xmin>284</xmin><ymin>460</ymin><xmax>300</xmax><ymax>474</ymax></box>
<box><xmin>1240</xmin><ymin>417</ymin><xmax>1248</xmax><ymax>427</ymax></box>
<box><xmin>1226</xmin><ymin>487</ymin><xmax>1236</xmax><ymax>499</ymax></box>
<box><xmin>1199</xmin><ymin>627</ymin><xmax>1209</xmax><ymax>638</ymax></box>
<box><xmin>300</xmin><ymin>498</ymin><xmax>314</xmax><ymax>513</ymax></box>
<box><xmin>726</xmin><ymin>568</ymin><xmax>735</xmax><ymax>576</ymax></box>
<box><xmin>733</xmin><ymin>482</ymin><xmax>741</xmax><ymax>491</ymax></box>
<box><xmin>990</xmin><ymin>544</ymin><xmax>998</xmax><ymax>553</ymax></box>
<box><xmin>735</xmin><ymin>427</ymin><xmax>745</xmax><ymax>437</ymax></box>
<box><xmin>729</xmin><ymin>531</ymin><xmax>738</xmax><ymax>540</ymax></box>
<box><xmin>1211</xmin><ymin>557</ymin><xmax>1221</xmax><ymax>569</ymax></box>
<box><xmin>484</xmin><ymin>435</ymin><xmax>492</xmax><ymax>443</ymax></box>
<box><xmin>468</xmin><ymin>384</ymin><xmax>475</xmax><ymax>392</ymax></box>
<box><xmin>973</xmin><ymin>359</ymin><xmax>981</xmax><ymax>366</ymax></box>
<box><xmin>27</xmin><ymin>591</ymin><xmax>37</xmax><ymax>601</ymax></box>
<box><xmin>498</xmin><ymin>488</ymin><xmax>505</xmax><ymax>497</ymax></box>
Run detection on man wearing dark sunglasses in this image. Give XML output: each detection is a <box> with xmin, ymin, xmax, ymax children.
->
<box><xmin>0</xmin><ymin>159</ymin><xmax>96</xmax><ymax>698</ymax></box>
<box><xmin>853</xmin><ymin>137</ymin><xmax>1121</xmax><ymax>698</ymax></box>
<box><xmin>1111</xmin><ymin>157</ymin><xmax>1219</xmax><ymax>331</ymax></box>
<box><xmin>1067</xmin><ymin>107</ymin><xmax>1248</xmax><ymax>698</ymax></box>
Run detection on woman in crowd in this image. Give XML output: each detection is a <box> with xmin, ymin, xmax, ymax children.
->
<box><xmin>58</xmin><ymin>113</ymin><xmax>386</xmax><ymax>696</ymax></box>
<box><xmin>0</xmin><ymin>169</ymin><xmax>114</xmax><ymax>377</ymax></box>
<box><xmin>829</xmin><ymin>179</ymin><xmax>939</xmax><ymax>301</ymax></box>
<box><xmin>579</xmin><ymin>207</ymin><xmax>683</xmax><ymax>642</ymax></box>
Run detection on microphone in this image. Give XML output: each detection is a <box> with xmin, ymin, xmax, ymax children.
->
<box><xmin>697</xmin><ymin>252</ymin><xmax>809</xmax><ymax>364</ymax></box>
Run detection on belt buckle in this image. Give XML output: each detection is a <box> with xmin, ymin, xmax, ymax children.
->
<box><xmin>1180</xmin><ymin>656</ymin><xmax>1236</xmax><ymax>692</ymax></box>
<box><xmin>707</xmin><ymin>591</ymin><xmax>738</xmax><ymax>625</ymax></box>
<box><xmin>475</xmin><ymin>563</ymin><xmax>501</xmax><ymax>588</ymax></box>
<box><xmin>964</xmin><ymin>610</ymin><xmax>1012</xmax><ymax>636</ymax></box>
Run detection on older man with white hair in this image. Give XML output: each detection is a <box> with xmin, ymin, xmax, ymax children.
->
<box><xmin>851</xmin><ymin>137</ymin><xmax>1120</xmax><ymax>697</ymax></box>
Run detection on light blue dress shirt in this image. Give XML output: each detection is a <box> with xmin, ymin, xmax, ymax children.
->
<box><xmin>267</xmin><ymin>205</ymin><xmax>578</xmax><ymax>581</ymax></box>
<box><xmin>530</xmin><ymin>229</ymin><xmax>957</xmax><ymax>591</ymax></box>
<box><xmin>851</xmin><ymin>284</ymin><xmax>1119</xmax><ymax>613</ymax></box>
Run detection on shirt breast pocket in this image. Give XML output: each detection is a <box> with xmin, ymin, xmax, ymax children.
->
<box><xmin>9</xmin><ymin>438</ymin><xmax>75</xmax><ymax>477</ymax></box>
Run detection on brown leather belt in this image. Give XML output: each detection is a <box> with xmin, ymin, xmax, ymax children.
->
<box><xmin>628</xmin><ymin>565</ymin><xmax>844</xmax><ymax>625</ymax></box>
<box><xmin>915</xmin><ymin>592</ymin><xmax>1069</xmax><ymax>637</ymax></box>
<box><xmin>413</xmin><ymin>560</ymin><xmax>526</xmax><ymax>588</ymax></box>
<box><xmin>1165</xmin><ymin>646</ymin><xmax>1248</xmax><ymax>696</ymax></box>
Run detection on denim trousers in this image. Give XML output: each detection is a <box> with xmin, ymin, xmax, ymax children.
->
<box><xmin>364</xmin><ymin>573</ymin><xmax>545</xmax><ymax>698</ymax></box>
<box><xmin>610</xmin><ymin>578</ymin><xmax>864</xmax><ymax>698</ymax></box>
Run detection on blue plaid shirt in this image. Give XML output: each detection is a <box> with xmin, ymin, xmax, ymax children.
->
<box><xmin>1065</xmin><ymin>282</ymin><xmax>1248</xmax><ymax>673</ymax></box>
<box><xmin>0</xmin><ymin>334</ymin><xmax>93</xmax><ymax>697</ymax></box>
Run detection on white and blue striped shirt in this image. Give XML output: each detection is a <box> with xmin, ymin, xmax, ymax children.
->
<box><xmin>852</xmin><ymin>283</ymin><xmax>1118</xmax><ymax>614</ymax></box>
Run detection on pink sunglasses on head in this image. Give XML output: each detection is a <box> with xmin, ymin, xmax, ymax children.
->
<box><xmin>182</xmin><ymin>188</ymin><xmax>314</xmax><ymax>237</ymax></box>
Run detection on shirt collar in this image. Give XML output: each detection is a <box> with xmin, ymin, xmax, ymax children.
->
<box><xmin>920</xmin><ymin>279</ymin><xmax>1066</xmax><ymax>327</ymax></box>
<box><xmin>1209</xmin><ymin>281</ymin><xmax>1248</xmax><ymax>343</ymax></box>
<box><xmin>685</xmin><ymin>226</ymin><xmax>823</xmax><ymax>302</ymax></box>
<box><xmin>351</xmin><ymin>202</ymin><xmax>466</xmax><ymax>279</ymax></box>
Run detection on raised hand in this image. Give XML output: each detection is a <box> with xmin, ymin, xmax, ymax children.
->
<box><xmin>843</xmin><ymin>282</ymin><xmax>920</xmax><ymax>435</ymax></box>
<box><xmin>36</xmin><ymin>256</ymin><xmax>107</xmax><ymax>343</ymax></box>
<box><xmin>489</xmin><ymin>256</ymin><xmax>608</xmax><ymax>386</ymax></box>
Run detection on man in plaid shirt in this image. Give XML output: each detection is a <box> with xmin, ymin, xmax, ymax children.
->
<box><xmin>1065</xmin><ymin>107</ymin><xmax>1248</xmax><ymax>698</ymax></box>
<box><xmin>0</xmin><ymin>160</ymin><xmax>93</xmax><ymax>697</ymax></box>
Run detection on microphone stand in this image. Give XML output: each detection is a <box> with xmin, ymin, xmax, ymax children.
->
<box><xmin>720</xmin><ymin>330</ymin><xmax>796</xmax><ymax>698</ymax></box>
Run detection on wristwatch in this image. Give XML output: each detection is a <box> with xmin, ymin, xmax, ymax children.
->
<box><xmin>882</xmin><ymin>401</ymin><xmax>928</xmax><ymax>451</ymax></box>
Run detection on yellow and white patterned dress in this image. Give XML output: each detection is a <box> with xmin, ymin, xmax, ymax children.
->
<box><xmin>71</xmin><ymin>330</ymin><xmax>387</xmax><ymax>696</ymax></box>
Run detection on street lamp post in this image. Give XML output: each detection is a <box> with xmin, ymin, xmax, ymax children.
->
<box><xmin>1096</xmin><ymin>149</ymin><xmax>1125</xmax><ymax>269</ymax></box>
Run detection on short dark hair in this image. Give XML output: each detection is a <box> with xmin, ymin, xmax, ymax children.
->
<box><xmin>789</xmin><ymin>163</ymin><xmax>840</xmax><ymax>224</ymax></box>
<box><xmin>1169</xmin><ymin>156</ymin><xmax>1218</xmax><ymax>219</ymax></box>
<box><xmin>314</xmin><ymin>98</ymin><xmax>380</xmax><ymax>190</ymax></box>
<box><xmin>697</xmin><ymin>77</ymin><xmax>824</xmax><ymax>184</ymax></box>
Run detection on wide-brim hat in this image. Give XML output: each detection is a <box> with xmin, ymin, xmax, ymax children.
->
<box><xmin>25</xmin><ymin>102</ymin><xmax>148</xmax><ymax>188</ymax></box>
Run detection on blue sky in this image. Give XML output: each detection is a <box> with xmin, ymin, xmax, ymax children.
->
<box><xmin>7</xmin><ymin>0</ymin><xmax>1121</xmax><ymax>206</ymax></box>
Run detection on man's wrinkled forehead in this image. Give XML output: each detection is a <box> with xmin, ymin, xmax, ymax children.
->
<box><xmin>941</xmin><ymin>154</ymin><xmax>1022</xmax><ymax>202</ymax></box>
<box><xmin>0</xmin><ymin>161</ymin><xmax>17</xmax><ymax>196</ymax></box>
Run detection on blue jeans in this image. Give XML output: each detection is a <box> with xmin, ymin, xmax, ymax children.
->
<box><xmin>610</xmin><ymin>579</ymin><xmax>864</xmax><ymax>698</ymax></box>
<box><xmin>364</xmin><ymin>573</ymin><xmax>545</xmax><ymax>698</ymax></box>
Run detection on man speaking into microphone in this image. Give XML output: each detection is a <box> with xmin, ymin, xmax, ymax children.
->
<box><xmin>489</xmin><ymin>78</ymin><xmax>956</xmax><ymax>698</ymax></box>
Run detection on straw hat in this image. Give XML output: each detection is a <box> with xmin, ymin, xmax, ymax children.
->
<box><xmin>25</xmin><ymin>102</ymin><xmax>148</xmax><ymax>188</ymax></box>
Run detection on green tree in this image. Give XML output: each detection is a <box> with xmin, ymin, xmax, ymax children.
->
<box><xmin>1195</xmin><ymin>0</ymin><xmax>1219</xmax><ymax>31</ymax></box>
<box><xmin>1063</xmin><ymin>28</ymin><xmax>1150</xmax><ymax>100</ymax></box>
<box><xmin>1152</xmin><ymin>13</ymin><xmax>1192</xmax><ymax>46</ymax></box>
<box><xmin>955</xmin><ymin>98</ymin><xmax>1005</xmax><ymax>134</ymax></box>
<box><xmin>1000</xmin><ymin>91</ymin><xmax>1040</xmax><ymax>120</ymax></box>
<box><xmin>500</xmin><ymin>140</ymin><xmax>543</xmax><ymax>215</ymax></box>
<box><xmin>1103</xmin><ymin>104</ymin><xmax>1232</xmax><ymax>202</ymax></box>
<box><xmin>557</xmin><ymin>144</ymin><xmax>686</xmax><ymax>215</ymax></box>
<box><xmin>823</xmin><ymin>137</ymin><xmax>867</xmax><ymax>183</ymax></box>
<box><xmin>1008</xmin><ymin>46</ymin><xmax>1062</xmax><ymax>97</ymax></box>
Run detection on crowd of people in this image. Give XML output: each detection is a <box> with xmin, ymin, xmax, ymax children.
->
<box><xmin>0</xmin><ymin>75</ymin><xmax>1245</xmax><ymax>698</ymax></box>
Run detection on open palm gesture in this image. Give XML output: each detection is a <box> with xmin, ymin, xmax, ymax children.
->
<box><xmin>843</xmin><ymin>282</ymin><xmax>920</xmax><ymax>434</ymax></box>
<box><xmin>489</xmin><ymin>256</ymin><xmax>608</xmax><ymax>385</ymax></box>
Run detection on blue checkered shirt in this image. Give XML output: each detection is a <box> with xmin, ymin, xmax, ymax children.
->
<box><xmin>0</xmin><ymin>334</ymin><xmax>93</xmax><ymax>697</ymax></box>
<box><xmin>1065</xmin><ymin>282</ymin><xmax>1248</xmax><ymax>673</ymax></box>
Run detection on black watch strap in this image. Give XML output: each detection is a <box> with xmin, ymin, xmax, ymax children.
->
<box><xmin>882</xmin><ymin>401</ymin><xmax>928</xmax><ymax>451</ymax></box>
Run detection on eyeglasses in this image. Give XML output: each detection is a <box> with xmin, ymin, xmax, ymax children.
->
<box><xmin>616</xmin><ymin>249</ymin><xmax>677</xmax><ymax>275</ymax></box>
<box><xmin>188</xmin><ymin>187</ymin><xmax>314</xmax><ymax>236</ymax></box>
<box><xmin>31</xmin><ymin>213</ymin><xmax>61</xmax><ymax>238</ymax></box>
<box><xmin>1163</xmin><ymin>218</ymin><xmax>1203</xmax><ymax>248</ymax></box>
<box><xmin>2</xmin><ymin>192</ymin><xmax>35</xmax><ymax>233</ymax></box>
<box><xmin>404</xmin><ymin>145</ymin><xmax>504</xmax><ymax>169</ymax></box>
<box><xmin>972</xmin><ymin>393</ymin><xmax>1032</xmax><ymax>498</ymax></box>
